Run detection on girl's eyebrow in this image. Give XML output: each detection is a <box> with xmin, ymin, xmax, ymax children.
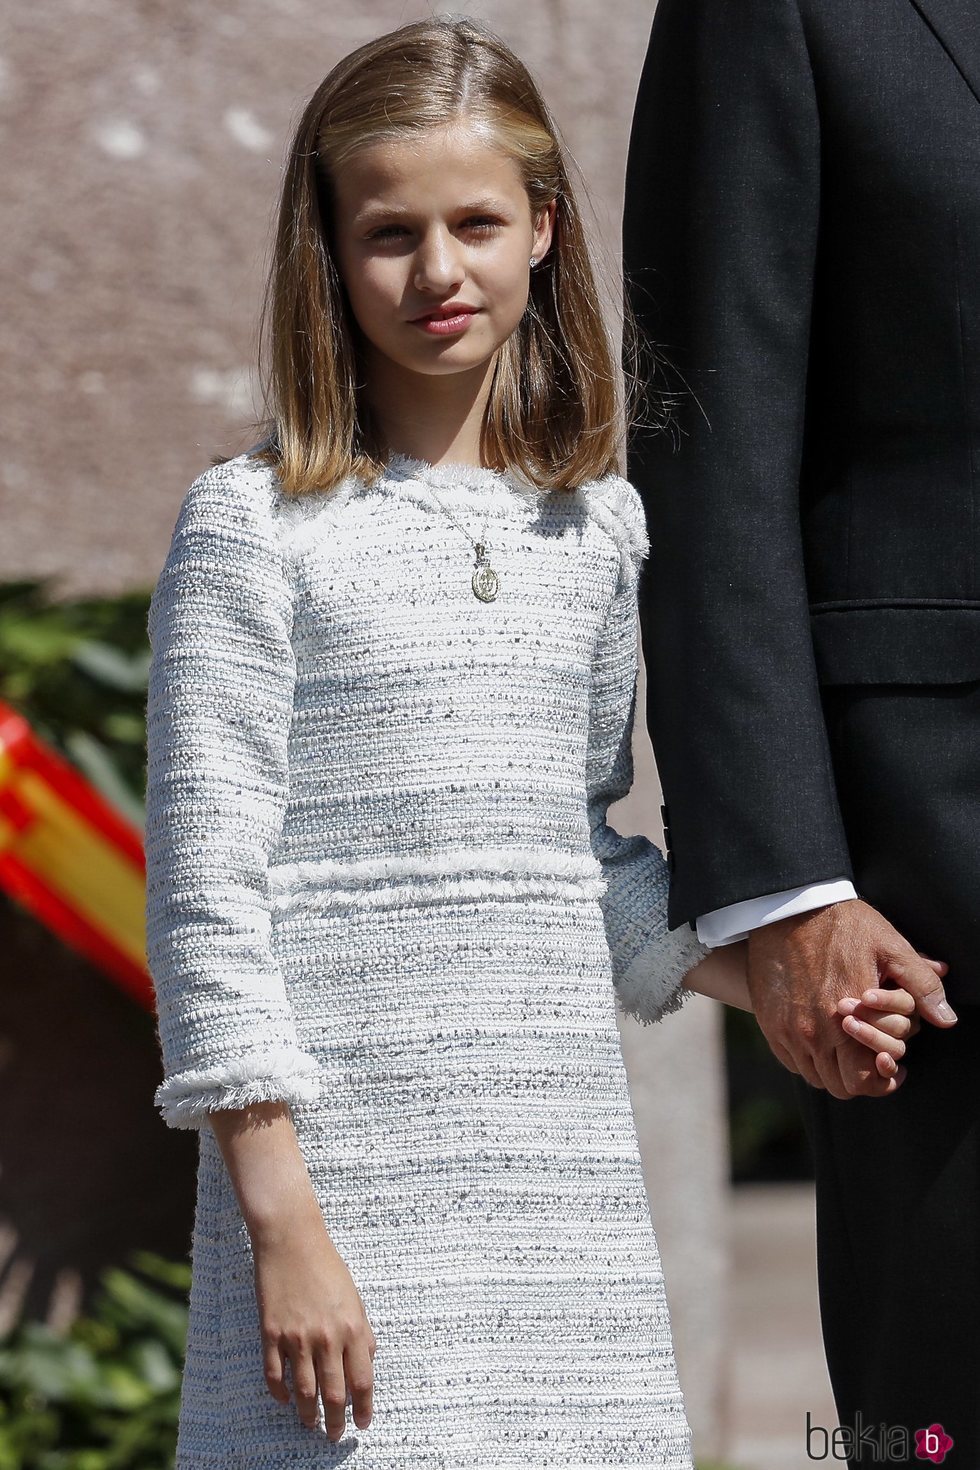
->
<box><xmin>355</xmin><ymin>196</ymin><xmax>513</xmax><ymax>225</ymax></box>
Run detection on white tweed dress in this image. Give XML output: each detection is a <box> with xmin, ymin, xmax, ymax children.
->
<box><xmin>143</xmin><ymin>444</ymin><xmax>710</xmax><ymax>1470</ymax></box>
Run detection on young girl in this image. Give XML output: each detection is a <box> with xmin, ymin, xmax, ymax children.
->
<box><xmin>143</xmin><ymin>18</ymin><xmax>948</xmax><ymax>1468</ymax></box>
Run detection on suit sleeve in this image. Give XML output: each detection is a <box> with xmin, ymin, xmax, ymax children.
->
<box><xmin>622</xmin><ymin>0</ymin><xmax>854</xmax><ymax>929</ymax></box>
<box><xmin>143</xmin><ymin>461</ymin><xmax>321</xmax><ymax>1129</ymax></box>
<box><xmin>585</xmin><ymin>479</ymin><xmax>712</xmax><ymax>1025</ymax></box>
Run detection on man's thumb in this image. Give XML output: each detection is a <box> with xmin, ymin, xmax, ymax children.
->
<box><xmin>880</xmin><ymin>948</ymin><xmax>958</xmax><ymax>1025</ymax></box>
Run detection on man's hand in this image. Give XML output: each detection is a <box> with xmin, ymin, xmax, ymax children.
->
<box><xmin>746</xmin><ymin>898</ymin><xmax>957</xmax><ymax>1100</ymax></box>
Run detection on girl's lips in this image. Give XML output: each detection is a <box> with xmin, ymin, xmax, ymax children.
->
<box><xmin>411</xmin><ymin>308</ymin><xmax>480</xmax><ymax>336</ymax></box>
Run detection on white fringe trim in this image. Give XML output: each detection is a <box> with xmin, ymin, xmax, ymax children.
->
<box><xmin>267</xmin><ymin>848</ymin><xmax>607</xmax><ymax>914</ymax></box>
<box><xmin>613</xmin><ymin>930</ymin><xmax>712</xmax><ymax>1027</ymax></box>
<box><xmin>383</xmin><ymin>452</ymin><xmax>546</xmax><ymax>505</ymax></box>
<box><xmin>155</xmin><ymin>1046</ymin><xmax>321</xmax><ymax>1130</ymax></box>
<box><xmin>273</xmin><ymin>476</ymin><xmax>365</xmax><ymax>557</ymax></box>
<box><xmin>577</xmin><ymin>478</ymin><xmax>650</xmax><ymax>582</ymax></box>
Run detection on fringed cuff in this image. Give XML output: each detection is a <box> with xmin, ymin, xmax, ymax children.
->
<box><xmin>614</xmin><ymin>926</ymin><xmax>712</xmax><ymax>1027</ymax></box>
<box><xmin>154</xmin><ymin>1044</ymin><xmax>322</xmax><ymax>1130</ymax></box>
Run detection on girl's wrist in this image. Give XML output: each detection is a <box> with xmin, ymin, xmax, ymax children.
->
<box><xmin>207</xmin><ymin>1101</ymin><xmax>325</xmax><ymax>1243</ymax></box>
<box><xmin>682</xmin><ymin>943</ymin><xmax>753</xmax><ymax>1010</ymax></box>
<box><xmin>246</xmin><ymin>1190</ymin><xmax>328</xmax><ymax>1251</ymax></box>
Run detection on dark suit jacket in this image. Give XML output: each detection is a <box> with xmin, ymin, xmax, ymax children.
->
<box><xmin>622</xmin><ymin>0</ymin><xmax>980</xmax><ymax>929</ymax></box>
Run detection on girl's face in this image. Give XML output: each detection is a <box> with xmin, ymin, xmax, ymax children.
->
<box><xmin>330</xmin><ymin>121</ymin><xmax>556</xmax><ymax>384</ymax></box>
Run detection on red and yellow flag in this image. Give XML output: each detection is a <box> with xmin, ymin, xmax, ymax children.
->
<box><xmin>0</xmin><ymin>699</ymin><xmax>152</xmax><ymax>1009</ymax></box>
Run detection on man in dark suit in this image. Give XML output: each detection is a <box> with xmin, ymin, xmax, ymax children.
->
<box><xmin>623</xmin><ymin>0</ymin><xmax>980</xmax><ymax>1458</ymax></box>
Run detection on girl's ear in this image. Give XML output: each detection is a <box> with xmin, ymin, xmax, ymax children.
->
<box><xmin>533</xmin><ymin>197</ymin><xmax>557</xmax><ymax>263</ymax></box>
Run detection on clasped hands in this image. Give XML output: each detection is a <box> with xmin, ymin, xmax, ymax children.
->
<box><xmin>745</xmin><ymin>897</ymin><xmax>957</xmax><ymax>1099</ymax></box>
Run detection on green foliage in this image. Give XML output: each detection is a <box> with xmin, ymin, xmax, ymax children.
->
<box><xmin>0</xmin><ymin>579</ymin><xmax>153</xmax><ymax>829</ymax></box>
<box><xmin>0</xmin><ymin>1251</ymin><xmax>188</xmax><ymax>1470</ymax></box>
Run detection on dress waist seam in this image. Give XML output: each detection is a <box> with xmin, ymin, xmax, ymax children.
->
<box><xmin>267</xmin><ymin>846</ymin><xmax>606</xmax><ymax>912</ymax></box>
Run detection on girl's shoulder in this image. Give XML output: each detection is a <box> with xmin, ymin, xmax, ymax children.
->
<box><xmin>575</xmin><ymin>471</ymin><xmax>651</xmax><ymax>584</ymax></box>
<box><xmin>150</xmin><ymin>453</ymin><xmax>290</xmax><ymax>630</ymax></box>
<box><xmin>175</xmin><ymin>448</ymin><xmax>281</xmax><ymax>525</ymax></box>
<box><xmin>162</xmin><ymin>450</ymin><xmax>290</xmax><ymax>569</ymax></box>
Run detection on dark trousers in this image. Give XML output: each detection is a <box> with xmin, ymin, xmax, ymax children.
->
<box><xmin>791</xmin><ymin>681</ymin><xmax>980</xmax><ymax>1467</ymax></box>
<box><xmin>794</xmin><ymin>1008</ymin><xmax>980</xmax><ymax>1465</ymax></box>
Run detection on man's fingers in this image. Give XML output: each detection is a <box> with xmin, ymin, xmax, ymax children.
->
<box><xmin>770</xmin><ymin>1036</ymin><xmax>822</xmax><ymax>1088</ymax></box>
<box><xmin>769</xmin><ymin>1039</ymin><xmax>799</xmax><ymax>1074</ymax></box>
<box><xmin>880</xmin><ymin>948</ymin><xmax>957</xmax><ymax>1025</ymax></box>
<box><xmin>814</xmin><ymin>1053</ymin><xmax>855</xmax><ymax>1101</ymax></box>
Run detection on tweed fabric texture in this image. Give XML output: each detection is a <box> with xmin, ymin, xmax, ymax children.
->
<box><xmin>144</xmin><ymin>447</ymin><xmax>709</xmax><ymax>1467</ymax></box>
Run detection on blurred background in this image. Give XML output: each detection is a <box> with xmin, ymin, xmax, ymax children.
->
<box><xmin>0</xmin><ymin>2</ymin><xmax>838</xmax><ymax>1465</ymax></box>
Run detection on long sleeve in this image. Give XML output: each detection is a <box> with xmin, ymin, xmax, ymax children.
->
<box><xmin>623</xmin><ymin>0</ymin><xmax>854</xmax><ymax>928</ymax></box>
<box><xmin>585</xmin><ymin>479</ymin><xmax>711</xmax><ymax>1026</ymax></box>
<box><xmin>143</xmin><ymin>460</ymin><xmax>321</xmax><ymax>1129</ymax></box>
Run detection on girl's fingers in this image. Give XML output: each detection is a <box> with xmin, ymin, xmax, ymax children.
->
<box><xmin>837</xmin><ymin>991</ymin><xmax>922</xmax><ymax>1037</ymax></box>
<box><xmin>290</xmin><ymin>1347</ymin><xmax>322</xmax><ymax>1430</ymax></box>
<box><xmin>840</xmin><ymin>1012</ymin><xmax>907</xmax><ymax>1060</ymax></box>
<box><xmin>315</xmin><ymin>1346</ymin><xmax>349</xmax><ymax>1442</ymax></box>
<box><xmin>875</xmin><ymin>1054</ymin><xmax>909</xmax><ymax>1087</ymax></box>
<box><xmin>853</xmin><ymin>1009</ymin><xmax>912</xmax><ymax>1040</ymax></box>
<box><xmin>263</xmin><ymin>1339</ymin><xmax>290</xmax><ymax>1403</ymax></box>
<box><xmin>343</xmin><ymin>1339</ymin><xmax>375</xmax><ymax>1431</ymax></box>
<box><xmin>853</xmin><ymin>987</ymin><xmax>916</xmax><ymax>1015</ymax></box>
<box><xmin>846</xmin><ymin>999</ymin><xmax>922</xmax><ymax>1046</ymax></box>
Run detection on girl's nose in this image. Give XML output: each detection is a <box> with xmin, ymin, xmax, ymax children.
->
<box><xmin>413</xmin><ymin>233</ymin><xmax>464</xmax><ymax>292</ymax></box>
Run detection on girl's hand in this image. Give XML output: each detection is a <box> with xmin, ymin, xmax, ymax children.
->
<box><xmin>835</xmin><ymin>953</ymin><xmax>951</xmax><ymax>1082</ymax></box>
<box><xmin>206</xmin><ymin>1101</ymin><xmax>377</xmax><ymax>1440</ymax></box>
<box><xmin>251</xmin><ymin>1202</ymin><xmax>377</xmax><ymax>1441</ymax></box>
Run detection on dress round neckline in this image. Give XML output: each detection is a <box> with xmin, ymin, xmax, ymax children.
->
<box><xmin>376</xmin><ymin>451</ymin><xmax>550</xmax><ymax>516</ymax></box>
<box><xmin>383</xmin><ymin>451</ymin><xmax>541</xmax><ymax>496</ymax></box>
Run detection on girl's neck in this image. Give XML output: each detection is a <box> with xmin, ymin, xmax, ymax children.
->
<box><xmin>363</xmin><ymin>342</ymin><xmax>496</xmax><ymax>470</ymax></box>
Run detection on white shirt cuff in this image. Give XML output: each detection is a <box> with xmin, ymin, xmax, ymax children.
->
<box><xmin>695</xmin><ymin>879</ymin><xmax>858</xmax><ymax>948</ymax></box>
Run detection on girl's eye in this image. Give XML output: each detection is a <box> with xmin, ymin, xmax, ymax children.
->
<box><xmin>370</xmin><ymin>217</ymin><xmax>501</xmax><ymax>240</ymax></box>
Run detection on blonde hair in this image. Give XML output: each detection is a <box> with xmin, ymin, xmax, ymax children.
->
<box><xmin>234</xmin><ymin>14</ymin><xmax>655</xmax><ymax>496</ymax></box>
